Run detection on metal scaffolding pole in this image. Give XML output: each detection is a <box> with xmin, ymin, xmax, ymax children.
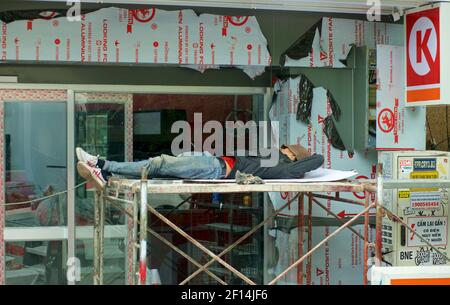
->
<box><xmin>106</xmin><ymin>199</ymin><xmax>228</xmax><ymax>285</ymax></box>
<box><xmin>93</xmin><ymin>191</ymin><xmax>104</xmax><ymax>285</ymax></box>
<box><xmin>102</xmin><ymin>177</ymin><xmax>450</xmax><ymax>286</ymax></box>
<box><xmin>297</xmin><ymin>194</ymin><xmax>304</xmax><ymax>285</ymax></box>
<box><xmin>132</xmin><ymin>193</ymin><xmax>139</xmax><ymax>284</ymax></box>
<box><xmin>91</xmin><ymin>174</ymin><xmax>450</xmax><ymax>286</ymax></box>
<box><xmin>311</xmin><ymin>197</ymin><xmax>366</xmax><ymax>240</ymax></box>
<box><xmin>306</xmin><ymin>193</ymin><xmax>313</xmax><ymax>285</ymax></box>
<box><xmin>101</xmin><ymin>180</ymin><xmax>376</xmax><ymax>285</ymax></box>
<box><xmin>363</xmin><ymin>191</ymin><xmax>369</xmax><ymax>285</ymax></box>
<box><xmin>139</xmin><ymin>166</ymin><xmax>149</xmax><ymax>285</ymax></box>
<box><xmin>375</xmin><ymin>164</ymin><xmax>384</xmax><ymax>266</ymax></box>
<box><xmin>179</xmin><ymin>194</ymin><xmax>300</xmax><ymax>285</ymax></box>
<box><xmin>146</xmin><ymin>201</ymin><xmax>257</xmax><ymax>285</ymax></box>
<box><xmin>268</xmin><ymin>203</ymin><xmax>376</xmax><ymax>285</ymax></box>
<box><xmin>125</xmin><ymin>191</ymin><xmax>137</xmax><ymax>285</ymax></box>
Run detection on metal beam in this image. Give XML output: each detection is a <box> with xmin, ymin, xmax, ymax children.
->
<box><xmin>382</xmin><ymin>179</ymin><xmax>450</xmax><ymax>189</ymax></box>
<box><xmin>24</xmin><ymin>0</ymin><xmax>426</xmax><ymax>14</ymax></box>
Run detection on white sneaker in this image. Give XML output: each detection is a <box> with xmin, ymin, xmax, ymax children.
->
<box><xmin>76</xmin><ymin>147</ymin><xmax>99</xmax><ymax>168</ymax></box>
<box><xmin>77</xmin><ymin>161</ymin><xmax>106</xmax><ymax>190</ymax></box>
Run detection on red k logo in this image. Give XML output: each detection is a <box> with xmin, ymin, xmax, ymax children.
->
<box><xmin>409</xmin><ymin>17</ymin><xmax>437</xmax><ymax>76</ymax></box>
<box><xmin>406</xmin><ymin>7</ymin><xmax>440</xmax><ymax>103</ymax></box>
<box><xmin>416</xmin><ymin>28</ymin><xmax>433</xmax><ymax>64</ymax></box>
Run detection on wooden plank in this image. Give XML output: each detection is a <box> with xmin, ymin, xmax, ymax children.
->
<box><xmin>107</xmin><ymin>179</ymin><xmax>370</xmax><ymax>194</ymax></box>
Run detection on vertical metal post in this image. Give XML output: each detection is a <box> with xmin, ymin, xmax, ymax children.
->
<box><xmin>262</xmin><ymin>88</ymin><xmax>273</xmax><ymax>285</ymax></box>
<box><xmin>307</xmin><ymin>193</ymin><xmax>312</xmax><ymax>285</ymax></box>
<box><xmin>376</xmin><ymin>164</ymin><xmax>384</xmax><ymax>265</ymax></box>
<box><xmin>125</xmin><ymin>191</ymin><xmax>136</xmax><ymax>285</ymax></box>
<box><xmin>93</xmin><ymin>191</ymin><xmax>100</xmax><ymax>285</ymax></box>
<box><xmin>139</xmin><ymin>168</ymin><xmax>149</xmax><ymax>285</ymax></box>
<box><xmin>93</xmin><ymin>191</ymin><xmax>105</xmax><ymax>285</ymax></box>
<box><xmin>0</xmin><ymin>100</ymin><xmax>4</xmax><ymax>285</ymax></box>
<box><xmin>363</xmin><ymin>191</ymin><xmax>369</xmax><ymax>285</ymax></box>
<box><xmin>263</xmin><ymin>193</ymin><xmax>270</xmax><ymax>284</ymax></box>
<box><xmin>67</xmin><ymin>89</ymin><xmax>76</xmax><ymax>285</ymax></box>
<box><xmin>99</xmin><ymin>192</ymin><xmax>105</xmax><ymax>285</ymax></box>
<box><xmin>297</xmin><ymin>193</ymin><xmax>304</xmax><ymax>285</ymax></box>
<box><xmin>132</xmin><ymin>193</ymin><xmax>139</xmax><ymax>285</ymax></box>
<box><xmin>124</xmin><ymin>94</ymin><xmax>134</xmax><ymax>163</ymax></box>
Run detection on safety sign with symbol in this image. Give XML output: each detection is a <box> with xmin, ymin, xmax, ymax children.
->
<box><xmin>407</xmin><ymin>216</ymin><xmax>448</xmax><ymax>247</ymax></box>
<box><xmin>377</xmin><ymin>108</ymin><xmax>394</xmax><ymax>133</ymax></box>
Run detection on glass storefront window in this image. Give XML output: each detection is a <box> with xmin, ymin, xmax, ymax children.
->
<box><xmin>134</xmin><ymin>93</ymin><xmax>264</xmax><ymax>284</ymax></box>
<box><xmin>75</xmin><ymin>94</ymin><xmax>129</xmax><ymax>285</ymax></box>
<box><xmin>5</xmin><ymin>240</ymin><xmax>66</xmax><ymax>285</ymax></box>
<box><xmin>75</xmin><ymin>100</ymin><xmax>126</xmax><ymax>226</ymax></box>
<box><xmin>1</xmin><ymin>89</ymin><xmax>267</xmax><ymax>285</ymax></box>
<box><xmin>3</xmin><ymin>101</ymin><xmax>68</xmax><ymax>285</ymax></box>
<box><xmin>5</xmin><ymin>102</ymin><xmax>67</xmax><ymax>228</ymax></box>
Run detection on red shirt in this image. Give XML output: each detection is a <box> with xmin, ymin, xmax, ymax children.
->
<box><xmin>220</xmin><ymin>156</ymin><xmax>236</xmax><ymax>169</ymax></box>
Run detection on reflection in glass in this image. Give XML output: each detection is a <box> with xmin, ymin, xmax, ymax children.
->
<box><xmin>5</xmin><ymin>241</ymin><xmax>66</xmax><ymax>285</ymax></box>
<box><xmin>4</xmin><ymin>102</ymin><xmax>67</xmax><ymax>228</ymax></box>
<box><xmin>75</xmin><ymin>99</ymin><xmax>127</xmax><ymax>284</ymax></box>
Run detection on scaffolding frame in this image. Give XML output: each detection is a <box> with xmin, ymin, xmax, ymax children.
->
<box><xmin>91</xmin><ymin>169</ymin><xmax>450</xmax><ymax>285</ymax></box>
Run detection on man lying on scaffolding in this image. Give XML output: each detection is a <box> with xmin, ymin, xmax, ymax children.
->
<box><xmin>75</xmin><ymin>144</ymin><xmax>324</xmax><ymax>190</ymax></box>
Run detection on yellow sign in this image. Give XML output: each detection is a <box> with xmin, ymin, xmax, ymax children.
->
<box><xmin>410</xmin><ymin>171</ymin><xmax>439</xmax><ymax>179</ymax></box>
<box><xmin>398</xmin><ymin>190</ymin><xmax>410</xmax><ymax>199</ymax></box>
<box><xmin>410</xmin><ymin>171</ymin><xmax>439</xmax><ymax>191</ymax></box>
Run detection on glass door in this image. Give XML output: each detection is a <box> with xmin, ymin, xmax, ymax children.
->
<box><xmin>74</xmin><ymin>92</ymin><xmax>132</xmax><ymax>285</ymax></box>
<box><xmin>1</xmin><ymin>89</ymin><xmax>68</xmax><ymax>285</ymax></box>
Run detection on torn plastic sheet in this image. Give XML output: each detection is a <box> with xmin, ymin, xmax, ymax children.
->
<box><xmin>296</xmin><ymin>75</ymin><xmax>314</xmax><ymax>124</ymax></box>
<box><xmin>268</xmin><ymin>81</ymin><xmax>378</xmax><ymax>284</ymax></box>
<box><xmin>327</xmin><ymin>90</ymin><xmax>341</xmax><ymax>121</ymax></box>
<box><xmin>273</xmin><ymin>75</ymin><xmax>345</xmax><ymax>151</ymax></box>
<box><xmin>323</xmin><ymin>115</ymin><xmax>345</xmax><ymax>151</ymax></box>
<box><xmin>0</xmin><ymin>7</ymin><xmax>271</xmax><ymax>79</ymax></box>
<box><xmin>279</xmin><ymin>19</ymin><xmax>322</xmax><ymax>67</ymax></box>
<box><xmin>282</xmin><ymin>17</ymin><xmax>403</xmax><ymax>68</ymax></box>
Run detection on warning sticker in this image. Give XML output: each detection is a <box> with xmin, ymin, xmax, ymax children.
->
<box><xmin>410</xmin><ymin>191</ymin><xmax>441</xmax><ymax>210</ymax></box>
<box><xmin>407</xmin><ymin>216</ymin><xmax>448</xmax><ymax>247</ymax></box>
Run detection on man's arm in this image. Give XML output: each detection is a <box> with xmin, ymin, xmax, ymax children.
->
<box><xmin>285</xmin><ymin>154</ymin><xmax>324</xmax><ymax>178</ymax></box>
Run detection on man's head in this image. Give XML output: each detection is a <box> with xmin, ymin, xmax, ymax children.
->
<box><xmin>280</xmin><ymin>144</ymin><xmax>311</xmax><ymax>161</ymax></box>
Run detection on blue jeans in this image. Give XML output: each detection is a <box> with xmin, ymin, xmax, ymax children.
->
<box><xmin>103</xmin><ymin>152</ymin><xmax>224</xmax><ymax>179</ymax></box>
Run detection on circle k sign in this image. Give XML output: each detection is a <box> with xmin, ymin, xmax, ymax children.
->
<box><xmin>408</xmin><ymin>17</ymin><xmax>437</xmax><ymax>76</ymax></box>
<box><xmin>406</xmin><ymin>6</ymin><xmax>441</xmax><ymax>104</ymax></box>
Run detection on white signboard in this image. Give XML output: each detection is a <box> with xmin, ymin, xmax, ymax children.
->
<box><xmin>407</xmin><ymin>216</ymin><xmax>448</xmax><ymax>247</ymax></box>
<box><xmin>0</xmin><ymin>7</ymin><xmax>271</xmax><ymax>78</ymax></box>
<box><xmin>376</xmin><ymin>45</ymin><xmax>426</xmax><ymax>150</ymax></box>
